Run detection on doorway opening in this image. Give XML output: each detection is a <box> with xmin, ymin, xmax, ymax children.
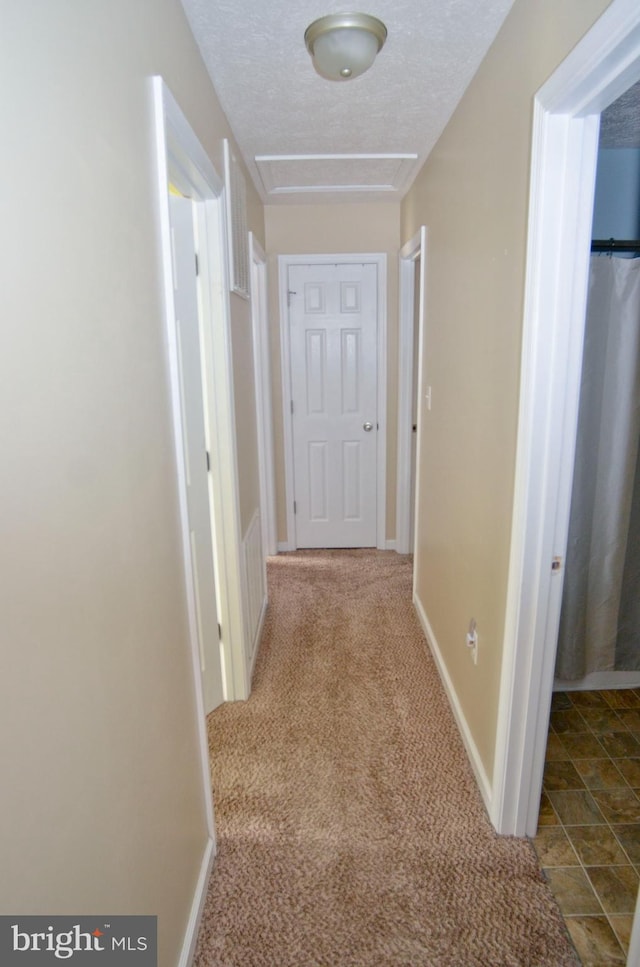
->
<box><xmin>152</xmin><ymin>87</ymin><xmax>256</xmax><ymax>935</ymax></box>
<box><xmin>153</xmin><ymin>78</ymin><xmax>249</xmax><ymax>708</ymax></box>
<box><xmin>493</xmin><ymin>0</ymin><xmax>640</xmax><ymax>842</ymax></box>
<box><xmin>553</xmin><ymin>87</ymin><xmax>640</xmax><ymax>694</ymax></box>
<box><xmin>168</xmin><ymin>188</ymin><xmax>225</xmax><ymax>715</ymax></box>
<box><xmin>278</xmin><ymin>253</ymin><xmax>387</xmax><ymax>550</ymax></box>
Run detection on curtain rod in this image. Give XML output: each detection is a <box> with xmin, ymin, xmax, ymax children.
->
<box><xmin>591</xmin><ymin>238</ymin><xmax>640</xmax><ymax>252</ymax></box>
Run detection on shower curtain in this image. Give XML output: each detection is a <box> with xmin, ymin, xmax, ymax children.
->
<box><xmin>555</xmin><ymin>254</ymin><xmax>640</xmax><ymax>680</ymax></box>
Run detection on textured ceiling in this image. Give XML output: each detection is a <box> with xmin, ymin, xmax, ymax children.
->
<box><xmin>600</xmin><ymin>80</ymin><xmax>640</xmax><ymax>149</ymax></box>
<box><xmin>180</xmin><ymin>0</ymin><xmax>516</xmax><ymax>204</ymax></box>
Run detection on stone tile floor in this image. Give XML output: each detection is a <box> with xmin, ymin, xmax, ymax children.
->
<box><xmin>534</xmin><ymin>688</ymin><xmax>640</xmax><ymax>965</ymax></box>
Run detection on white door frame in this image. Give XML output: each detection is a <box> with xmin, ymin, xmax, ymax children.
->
<box><xmin>153</xmin><ymin>69</ymin><xmax>253</xmax><ymax>768</ymax></box>
<box><xmin>278</xmin><ymin>253</ymin><xmax>387</xmax><ymax>551</ymax></box>
<box><xmin>492</xmin><ymin>0</ymin><xmax>640</xmax><ymax>847</ymax></box>
<box><xmin>168</xmin><ymin>192</ymin><xmax>225</xmax><ymax>715</ymax></box>
<box><xmin>153</xmin><ymin>76</ymin><xmax>254</xmax><ymax>960</ymax></box>
<box><xmin>250</xmin><ymin>233</ymin><xmax>277</xmax><ymax>558</ymax></box>
<box><xmin>153</xmin><ymin>79</ymin><xmax>248</xmax><ymax>708</ymax></box>
<box><xmin>152</xmin><ymin>76</ymin><xmax>219</xmax><ymax>967</ymax></box>
<box><xmin>396</xmin><ymin>228</ymin><xmax>426</xmax><ymax>555</ymax></box>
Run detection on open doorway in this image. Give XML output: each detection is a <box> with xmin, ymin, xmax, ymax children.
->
<box><xmin>493</xmin><ymin>0</ymin><xmax>640</xmax><ymax>842</ymax></box>
<box><xmin>278</xmin><ymin>253</ymin><xmax>388</xmax><ymax>550</ymax></box>
<box><xmin>153</xmin><ymin>80</ymin><xmax>251</xmax><ymax>710</ymax></box>
<box><xmin>151</xmin><ymin>85</ymin><xmax>253</xmax><ymax>942</ymax></box>
<box><xmin>553</xmin><ymin>84</ymin><xmax>640</xmax><ymax>693</ymax></box>
<box><xmin>533</xmin><ymin>85</ymin><xmax>640</xmax><ymax>958</ymax></box>
<box><xmin>490</xmin><ymin>6</ymin><xmax>640</xmax><ymax>957</ymax></box>
<box><xmin>168</xmin><ymin>188</ymin><xmax>225</xmax><ymax>715</ymax></box>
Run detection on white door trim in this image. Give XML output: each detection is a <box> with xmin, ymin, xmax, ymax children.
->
<box><xmin>250</xmin><ymin>234</ymin><xmax>277</xmax><ymax>558</ymax></box>
<box><xmin>492</xmin><ymin>0</ymin><xmax>640</xmax><ymax>841</ymax></box>
<box><xmin>278</xmin><ymin>253</ymin><xmax>387</xmax><ymax>551</ymax></box>
<box><xmin>396</xmin><ymin>228</ymin><xmax>426</xmax><ymax>555</ymax></box>
<box><xmin>153</xmin><ymin>75</ymin><xmax>250</xmax><ymax>720</ymax></box>
<box><xmin>153</xmin><ymin>76</ymin><xmax>218</xmax><ymax>843</ymax></box>
<box><xmin>152</xmin><ymin>76</ymin><xmax>219</xmax><ymax>967</ymax></box>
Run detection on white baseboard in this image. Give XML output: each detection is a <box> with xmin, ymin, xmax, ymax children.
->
<box><xmin>249</xmin><ymin>598</ymin><xmax>268</xmax><ymax>680</ymax></box>
<box><xmin>276</xmin><ymin>540</ymin><xmax>399</xmax><ymax>553</ymax></box>
<box><xmin>177</xmin><ymin>836</ymin><xmax>215</xmax><ymax>967</ymax></box>
<box><xmin>276</xmin><ymin>541</ymin><xmax>398</xmax><ymax>552</ymax></box>
<box><xmin>241</xmin><ymin>510</ymin><xmax>270</xmax><ymax>686</ymax></box>
<box><xmin>555</xmin><ymin>670</ymin><xmax>640</xmax><ymax>691</ymax></box>
<box><xmin>412</xmin><ymin>593</ymin><xmax>493</xmax><ymax>815</ymax></box>
<box><xmin>277</xmin><ymin>541</ymin><xmax>295</xmax><ymax>553</ymax></box>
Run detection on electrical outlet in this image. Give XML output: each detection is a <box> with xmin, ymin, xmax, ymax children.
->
<box><xmin>466</xmin><ymin>618</ymin><xmax>478</xmax><ymax>665</ymax></box>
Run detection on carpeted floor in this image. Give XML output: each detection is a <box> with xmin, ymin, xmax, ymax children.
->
<box><xmin>194</xmin><ymin>550</ymin><xmax>579</xmax><ymax>966</ymax></box>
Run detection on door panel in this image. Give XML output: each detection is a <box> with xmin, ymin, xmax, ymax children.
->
<box><xmin>342</xmin><ymin>330</ymin><xmax>360</xmax><ymax>412</ymax></box>
<box><xmin>308</xmin><ymin>442</ymin><xmax>328</xmax><ymax>521</ymax></box>
<box><xmin>343</xmin><ymin>442</ymin><xmax>362</xmax><ymax>519</ymax></box>
<box><xmin>289</xmin><ymin>262</ymin><xmax>378</xmax><ymax>548</ymax></box>
<box><xmin>170</xmin><ymin>195</ymin><xmax>224</xmax><ymax>713</ymax></box>
<box><xmin>306</xmin><ymin>330</ymin><xmax>326</xmax><ymax>413</ymax></box>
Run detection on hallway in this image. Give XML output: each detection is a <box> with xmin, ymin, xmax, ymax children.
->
<box><xmin>195</xmin><ymin>551</ymin><xmax>577</xmax><ymax>966</ymax></box>
<box><xmin>8</xmin><ymin>3</ymin><xmax>640</xmax><ymax>960</ymax></box>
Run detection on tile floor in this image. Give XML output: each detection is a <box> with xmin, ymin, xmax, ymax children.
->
<box><xmin>534</xmin><ymin>688</ymin><xmax>640</xmax><ymax>965</ymax></box>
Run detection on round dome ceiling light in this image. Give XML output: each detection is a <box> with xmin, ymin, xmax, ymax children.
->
<box><xmin>304</xmin><ymin>13</ymin><xmax>388</xmax><ymax>82</ymax></box>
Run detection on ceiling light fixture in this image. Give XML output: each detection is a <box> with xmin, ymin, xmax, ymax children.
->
<box><xmin>304</xmin><ymin>13</ymin><xmax>387</xmax><ymax>82</ymax></box>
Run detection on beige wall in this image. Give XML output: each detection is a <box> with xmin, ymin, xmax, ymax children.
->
<box><xmin>401</xmin><ymin>0</ymin><xmax>611</xmax><ymax>778</ymax></box>
<box><xmin>265</xmin><ymin>203</ymin><xmax>401</xmax><ymax>543</ymax></box>
<box><xmin>0</xmin><ymin>2</ymin><xmax>263</xmax><ymax>964</ymax></box>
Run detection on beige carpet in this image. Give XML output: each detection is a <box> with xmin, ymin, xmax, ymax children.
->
<box><xmin>195</xmin><ymin>550</ymin><xmax>578</xmax><ymax>966</ymax></box>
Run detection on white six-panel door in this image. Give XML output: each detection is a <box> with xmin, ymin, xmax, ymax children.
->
<box><xmin>288</xmin><ymin>262</ymin><xmax>378</xmax><ymax>548</ymax></box>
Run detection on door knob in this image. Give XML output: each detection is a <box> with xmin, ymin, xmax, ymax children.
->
<box><xmin>363</xmin><ymin>422</ymin><xmax>373</xmax><ymax>432</ymax></box>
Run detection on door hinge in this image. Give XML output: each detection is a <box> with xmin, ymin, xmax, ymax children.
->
<box><xmin>195</xmin><ymin>253</ymin><xmax>200</xmax><ymax>276</ymax></box>
<box><xmin>217</xmin><ymin>622</ymin><xmax>222</xmax><ymax>638</ymax></box>
<box><xmin>293</xmin><ymin>500</ymin><xmax>297</xmax><ymax>515</ymax></box>
<box><xmin>551</xmin><ymin>556</ymin><xmax>563</xmax><ymax>572</ymax></box>
<box><xmin>287</xmin><ymin>289</ymin><xmax>297</xmax><ymax>308</ymax></box>
<box><xmin>290</xmin><ymin>400</ymin><xmax>294</xmax><ymax>415</ymax></box>
<box><xmin>206</xmin><ymin>450</ymin><xmax>210</xmax><ymax>472</ymax></box>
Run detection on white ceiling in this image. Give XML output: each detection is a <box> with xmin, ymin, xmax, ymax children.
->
<box><xmin>180</xmin><ymin>0</ymin><xmax>516</xmax><ymax>205</ymax></box>
<box><xmin>600</xmin><ymin>80</ymin><xmax>640</xmax><ymax>149</ymax></box>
